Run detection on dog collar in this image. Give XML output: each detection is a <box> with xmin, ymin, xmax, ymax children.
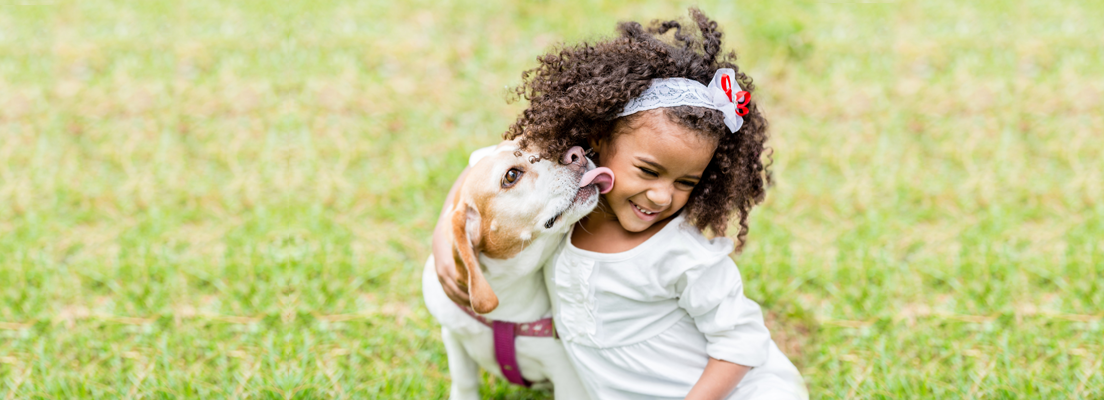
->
<box><xmin>456</xmin><ymin>303</ymin><xmax>557</xmax><ymax>387</ymax></box>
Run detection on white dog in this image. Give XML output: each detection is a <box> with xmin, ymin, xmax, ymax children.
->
<box><xmin>423</xmin><ymin>139</ymin><xmax>613</xmax><ymax>399</ymax></box>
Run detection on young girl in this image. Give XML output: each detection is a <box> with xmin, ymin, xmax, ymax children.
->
<box><xmin>433</xmin><ymin>9</ymin><xmax>806</xmax><ymax>399</ymax></box>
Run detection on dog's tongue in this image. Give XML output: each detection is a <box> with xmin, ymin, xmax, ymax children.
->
<box><xmin>579</xmin><ymin>167</ymin><xmax>615</xmax><ymax>194</ymax></box>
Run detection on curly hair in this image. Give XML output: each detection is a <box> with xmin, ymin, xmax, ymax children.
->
<box><xmin>504</xmin><ymin>8</ymin><xmax>771</xmax><ymax>249</ymax></box>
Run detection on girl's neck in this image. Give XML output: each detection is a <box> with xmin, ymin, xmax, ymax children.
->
<box><xmin>570</xmin><ymin>199</ymin><xmax>677</xmax><ymax>254</ymax></box>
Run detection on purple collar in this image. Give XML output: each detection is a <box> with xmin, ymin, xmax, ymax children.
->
<box><xmin>456</xmin><ymin>303</ymin><xmax>557</xmax><ymax>387</ymax></box>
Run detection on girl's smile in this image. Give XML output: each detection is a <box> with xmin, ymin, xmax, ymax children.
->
<box><xmin>588</xmin><ymin>110</ymin><xmax>718</xmax><ymax>234</ymax></box>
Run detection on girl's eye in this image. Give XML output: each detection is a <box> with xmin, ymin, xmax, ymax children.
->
<box><xmin>502</xmin><ymin>168</ymin><xmax>523</xmax><ymax>187</ymax></box>
<box><xmin>639</xmin><ymin>167</ymin><xmax>658</xmax><ymax>177</ymax></box>
<box><xmin>677</xmin><ymin>180</ymin><xmax>697</xmax><ymax>189</ymax></box>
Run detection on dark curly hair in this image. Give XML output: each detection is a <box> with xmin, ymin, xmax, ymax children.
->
<box><xmin>504</xmin><ymin>8</ymin><xmax>771</xmax><ymax>248</ymax></box>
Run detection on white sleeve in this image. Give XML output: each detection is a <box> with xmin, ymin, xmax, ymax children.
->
<box><xmin>468</xmin><ymin>145</ymin><xmax>497</xmax><ymax>167</ymax></box>
<box><xmin>675</xmin><ymin>250</ymin><xmax>771</xmax><ymax>368</ymax></box>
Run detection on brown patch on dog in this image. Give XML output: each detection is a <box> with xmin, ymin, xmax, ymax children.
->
<box><xmin>478</xmin><ymin>212</ymin><xmax>527</xmax><ymax>260</ymax></box>
<box><xmin>457</xmin><ymin>157</ymin><xmax>529</xmax><ymax>261</ymax></box>
<box><xmin>450</xmin><ymin>199</ymin><xmax>498</xmax><ymax>314</ymax></box>
<box><xmin>447</xmin><ymin>166</ymin><xmax>506</xmax><ymax>313</ymax></box>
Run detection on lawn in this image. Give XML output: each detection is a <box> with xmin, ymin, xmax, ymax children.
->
<box><xmin>1</xmin><ymin>0</ymin><xmax>1101</xmax><ymax>398</ymax></box>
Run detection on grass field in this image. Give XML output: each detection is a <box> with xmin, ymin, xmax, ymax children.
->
<box><xmin>1</xmin><ymin>0</ymin><xmax>1102</xmax><ymax>398</ymax></box>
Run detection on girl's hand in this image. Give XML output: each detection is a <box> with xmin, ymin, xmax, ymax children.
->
<box><xmin>432</xmin><ymin>167</ymin><xmax>471</xmax><ymax>307</ymax></box>
<box><xmin>685</xmin><ymin>357</ymin><xmax>751</xmax><ymax>400</ymax></box>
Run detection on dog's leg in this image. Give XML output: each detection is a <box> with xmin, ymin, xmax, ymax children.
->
<box><xmin>442</xmin><ymin>327</ymin><xmax>481</xmax><ymax>400</ymax></box>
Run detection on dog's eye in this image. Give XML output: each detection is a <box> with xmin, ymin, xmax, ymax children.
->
<box><xmin>502</xmin><ymin>168</ymin><xmax>523</xmax><ymax>188</ymax></box>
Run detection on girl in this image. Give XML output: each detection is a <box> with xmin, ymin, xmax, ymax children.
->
<box><xmin>433</xmin><ymin>9</ymin><xmax>806</xmax><ymax>399</ymax></box>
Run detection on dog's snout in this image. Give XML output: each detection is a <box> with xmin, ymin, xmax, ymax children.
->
<box><xmin>562</xmin><ymin>146</ymin><xmax>586</xmax><ymax>166</ymax></box>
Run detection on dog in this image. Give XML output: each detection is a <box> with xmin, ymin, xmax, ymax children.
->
<box><xmin>423</xmin><ymin>138</ymin><xmax>613</xmax><ymax>400</ymax></box>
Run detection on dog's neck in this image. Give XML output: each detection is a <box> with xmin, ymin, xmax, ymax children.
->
<box><xmin>475</xmin><ymin>233</ymin><xmax>562</xmax><ymax>322</ymax></box>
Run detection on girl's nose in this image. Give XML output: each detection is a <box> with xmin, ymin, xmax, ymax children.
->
<box><xmin>561</xmin><ymin>146</ymin><xmax>586</xmax><ymax>166</ymax></box>
<box><xmin>646</xmin><ymin>186</ymin><xmax>672</xmax><ymax>208</ymax></box>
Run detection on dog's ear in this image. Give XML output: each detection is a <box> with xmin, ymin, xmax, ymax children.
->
<box><xmin>451</xmin><ymin>201</ymin><xmax>499</xmax><ymax>314</ymax></box>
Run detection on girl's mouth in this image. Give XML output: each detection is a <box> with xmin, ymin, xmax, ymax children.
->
<box><xmin>630</xmin><ymin>201</ymin><xmax>659</xmax><ymax>221</ymax></box>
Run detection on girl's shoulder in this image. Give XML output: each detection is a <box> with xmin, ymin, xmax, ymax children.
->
<box><xmin>668</xmin><ymin>217</ymin><xmax>735</xmax><ymax>260</ymax></box>
<box><xmin>656</xmin><ymin>218</ymin><xmax>743</xmax><ymax>292</ymax></box>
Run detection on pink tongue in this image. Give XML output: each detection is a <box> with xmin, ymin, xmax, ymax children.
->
<box><xmin>579</xmin><ymin>167</ymin><xmax>615</xmax><ymax>194</ymax></box>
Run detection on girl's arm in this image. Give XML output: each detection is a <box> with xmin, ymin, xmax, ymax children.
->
<box><xmin>685</xmin><ymin>357</ymin><xmax>751</xmax><ymax>400</ymax></box>
<box><xmin>432</xmin><ymin>167</ymin><xmax>471</xmax><ymax>306</ymax></box>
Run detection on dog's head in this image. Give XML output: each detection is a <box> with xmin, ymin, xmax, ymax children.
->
<box><xmin>450</xmin><ymin>139</ymin><xmax>613</xmax><ymax>313</ymax></box>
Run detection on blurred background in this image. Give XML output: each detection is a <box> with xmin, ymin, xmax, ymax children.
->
<box><xmin>1</xmin><ymin>0</ymin><xmax>1101</xmax><ymax>398</ymax></box>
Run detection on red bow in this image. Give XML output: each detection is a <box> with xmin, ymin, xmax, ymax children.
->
<box><xmin>720</xmin><ymin>75</ymin><xmax>751</xmax><ymax>117</ymax></box>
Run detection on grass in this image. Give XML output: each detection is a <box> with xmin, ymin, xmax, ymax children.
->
<box><xmin>1</xmin><ymin>0</ymin><xmax>1102</xmax><ymax>398</ymax></box>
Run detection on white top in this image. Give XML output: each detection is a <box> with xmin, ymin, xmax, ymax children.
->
<box><xmin>544</xmin><ymin>215</ymin><xmax>807</xmax><ymax>400</ymax></box>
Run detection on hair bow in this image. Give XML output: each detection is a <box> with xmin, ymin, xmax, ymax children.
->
<box><xmin>706</xmin><ymin>69</ymin><xmax>751</xmax><ymax>133</ymax></box>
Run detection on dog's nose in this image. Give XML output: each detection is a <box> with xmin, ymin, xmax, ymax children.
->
<box><xmin>561</xmin><ymin>146</ymin><xmax>586</xmax><ymax>166</ymax></box>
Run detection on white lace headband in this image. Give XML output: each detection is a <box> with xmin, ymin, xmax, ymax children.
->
<box><xmin>616</xmin><ymin>68</ymin><xmax>751</xmax><ymax>133</ymax></box>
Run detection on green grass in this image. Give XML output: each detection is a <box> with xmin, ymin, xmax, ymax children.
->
<box><xmin>1</xmin><ymin>0</ymin><xmax>1102</xmax><ymax>398</ymax></box>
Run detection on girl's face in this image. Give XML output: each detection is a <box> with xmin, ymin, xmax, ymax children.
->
<box><xmin>594</xmin><ymin>110</ymin><xmax>717</xmax><ymax>233</ymax></box>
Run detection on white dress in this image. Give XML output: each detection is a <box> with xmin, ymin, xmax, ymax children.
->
<box><xmin>544</xmin><ymin>214</ymin><xmax>808</xmax><ymax>400</ymax></box>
